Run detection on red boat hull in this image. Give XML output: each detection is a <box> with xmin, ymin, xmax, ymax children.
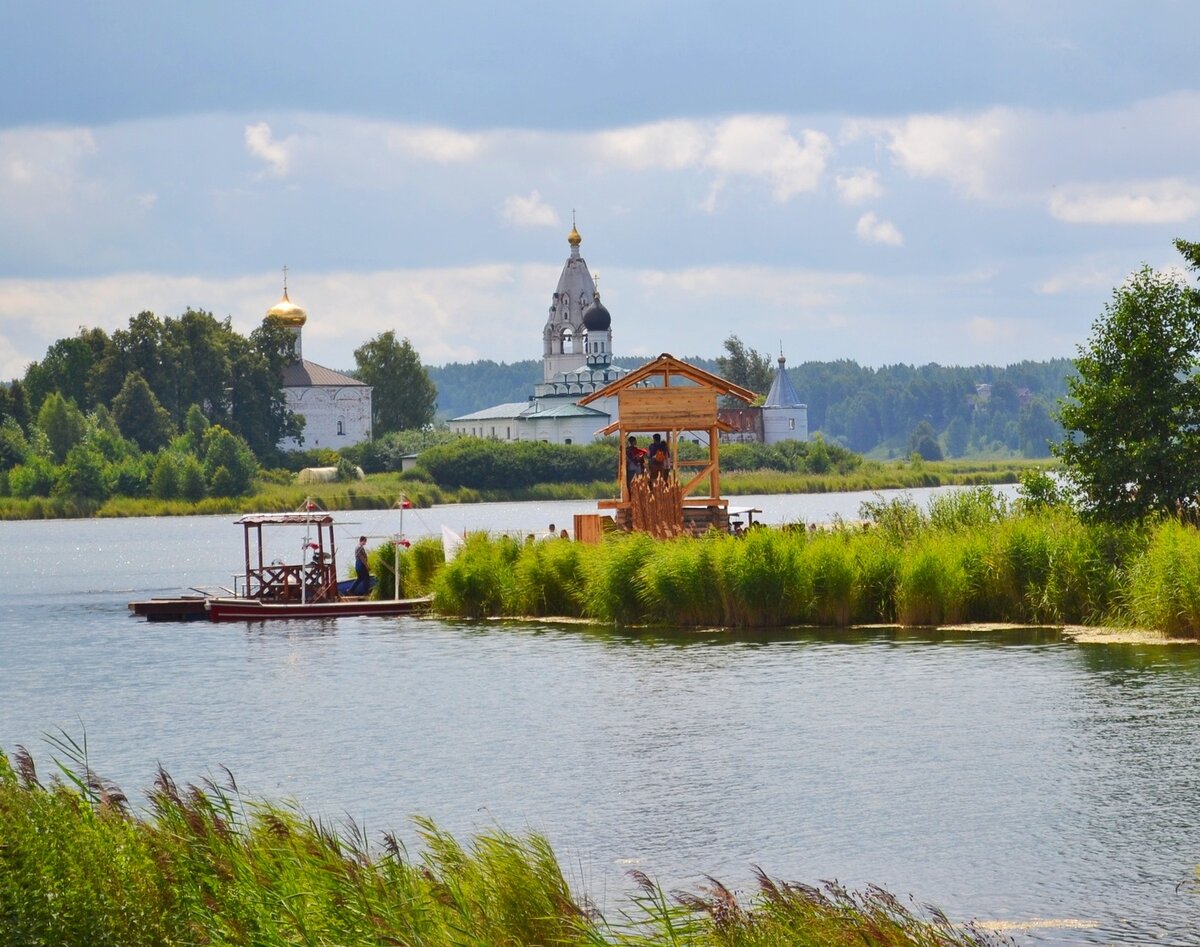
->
<box><xmin>205</xmin><ymin>596</ymin><xmax>431</xmax><ymax>622</ymax></box>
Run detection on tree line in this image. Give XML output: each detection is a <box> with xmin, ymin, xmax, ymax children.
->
<box><xmin>426</xmin><ymin>349</ymin><xmax>1071</xmax><ymax>459</ymax></box>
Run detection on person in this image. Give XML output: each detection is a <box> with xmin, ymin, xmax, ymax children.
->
<box><xmin>647</xmin><ymin>433</ymin><xmax>669</xmax><ymax>482</ymax></box>
<box><xmin>349</xmin><ymin>535</ymin><xmax>370</xmax><ymax>596</ymax></box>
<box><xmin>559</xmin><ymin>528</ymin><xmax>569</xmax><ymax>539</ymax></box>
<box><xmin>625</xmin><ymin>435</ymin><xmax>647</xmax><ymax>491</ymax></box>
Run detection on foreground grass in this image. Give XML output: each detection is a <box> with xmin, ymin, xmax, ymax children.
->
<box><xmin>430</xmin><ymin>490</ymin><xmax>1200</xmax><ymax>637</ymax></box>
<box><xmin>0</xmin><ymin>746</ymin><xmax>1005</xmax><ymax>947</ymax></box>
<box><xmin>0</xmin><ymin>460</ymin><xmax>1042</xmax><ymax>520</ymax></box>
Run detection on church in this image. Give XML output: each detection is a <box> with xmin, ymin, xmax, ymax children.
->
<box><xmin>263</xmin><ymin>283</ymin><xmax>374</xmax><ymax>451</ymax></box>
<box><xmin>448</xmin><ymin>224</ymin><xmax>635</xmax><ymax>444</ymax></box>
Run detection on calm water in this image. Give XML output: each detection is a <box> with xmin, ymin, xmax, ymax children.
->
<box><xmin>4</xmin><ymin>487</ymin><xmax>1200</xmax><ymax>945</ymax></box>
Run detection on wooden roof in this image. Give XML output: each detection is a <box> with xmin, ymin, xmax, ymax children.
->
<box><xmin>577</xmin><ymin>353</ymin><xmax>757</xmax><ymax>406</ymax></box>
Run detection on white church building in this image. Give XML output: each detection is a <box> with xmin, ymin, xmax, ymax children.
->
<box><xmin>448</xmin><ymin>224</ymin><xmax>634</xmax><ymax>444</ymax></box>
<box><xmin>264</xmin><ymin>286</ymin><xmax>373</xmax><ymax>451</ymax></box>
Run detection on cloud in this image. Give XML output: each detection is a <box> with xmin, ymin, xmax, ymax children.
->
<box><xmin>855</xmin><ymin>212</ymin><xmax>904</xmax><ymax>247</ymax></box>
<box><xmin>881</xmin><ymin>109</ymin><xmax>1014</xmax><ymax>198</ymax></box>
<box><xmin>1035</xmin><ymin>261</ymin><xmax>1123</xmax><ymax>295</ymax></box>
<box><xmin>704</xmin><ymin>116</ymin><xmax>832</xmax><ymax>202</ymax></box>
<box><xmin>0</xmin><ymin>127</ymin><xmax>97</xmax><ymax>212</ymax></box>
<box><xmin>596</xmin><ymin>120</ymin><xmax>708</xmax><ymax>170</ymax></box>
<box><xmin>1048</xmin><ymin>180</ymin><xmax>1200</xmax><ymax>224</ymax></box>
<box><xmin>386</xmin><ymin>126</ymin><xmax>483</xmax><ymax>163</ymax></box>
<box><xmin>500</xmin><ymin>190</ymin><xmax>560</xmax><ymax>228</ymax></box>
<box><xmin>835</xmin><ymin>169</ymin><xmax>883</xmax><ymax>204</ymax></box>
<box><xmin>597</xmin><ymin>115</ymin><xmax>831</xmax><ymax>207</ymax></box>
<box><xmin>244</xmin><ymin>121</ymin><xmax>294</xmax><ymax>176</ymax></box>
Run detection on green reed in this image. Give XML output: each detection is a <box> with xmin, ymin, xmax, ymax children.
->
<box><xmin>431</xmin><ymin>532</ymin><xmax>523</xmax><ymax>618</ymax></box>
<box><xmin>1124</xmin><ymin>518</ymin><xmax>1200</xmax><ymax>635</ymax></box>
<box><xmin>0</xmin><ymin>746</ymin><xmax>1007</xmax><ymax>947</ymax></box>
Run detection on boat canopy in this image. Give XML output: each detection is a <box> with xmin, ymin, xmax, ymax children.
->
<box><xmin>236</xmin><ymin>512</ymin><xmax>335</xmax><ymax>526</ymax></box>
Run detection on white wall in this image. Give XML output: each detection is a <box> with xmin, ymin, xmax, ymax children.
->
<box><xmin>280</xmin><ymin>386</ymin><xmax>373</xmax><ymax>450</ymax></box>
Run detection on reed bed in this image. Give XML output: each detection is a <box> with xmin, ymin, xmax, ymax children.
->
<box><xmin>428</xmin><ymin>489</ymin><xmax>1200</xmax><ymax>636</ymax></box>
<box><xmin>0</xmin><ymin>746</ymin><xmax>1007</xmax><ymax>947</ymax></box>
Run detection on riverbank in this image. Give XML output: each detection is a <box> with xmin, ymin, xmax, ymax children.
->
<box><xmin>411</xmin><ymin>491</ymin><xmax>1200</xmax><ymax>638</ymax></box>
<box><xmin>0</xmin><ymin>459</ymin><xmax>1041</xmax><ymax>520</ymax></box>
<box><xmin>0</xmin><ymin>746</ymin><xmax>1007</xmax><ymax>947</ymax></box>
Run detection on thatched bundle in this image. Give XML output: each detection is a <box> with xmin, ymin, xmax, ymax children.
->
<box><xmin>630</xmin><ymin>474</ymin><xmax>683</xmax><ymax>539</ymax></box>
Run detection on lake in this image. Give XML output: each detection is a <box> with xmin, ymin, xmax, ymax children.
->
<box><xmin>3</xmin><ymin>485</ymin><xmax>1199</xmax><ymax>945</ymax></box>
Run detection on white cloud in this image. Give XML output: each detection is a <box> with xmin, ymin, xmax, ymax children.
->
<box><xmin>244</xmin><ymin>121</ymin><xmax>294</xmax><ymax>176</ymax></box>
<box><xmin>835</xmin><ymin>168</ymin><xmax>883</xmax><ymax>204</ymax></box>
<box><xmin>596</xmin><ymin>115</ymin><xmax>831</xmax><ymax>208</ymax></box>
<box><xmin>596</xmin><ymin>120</ymin><xmax>708</xmax><ymax>170</ymax></box>
<box><xmin>855</xmin><ymin>212</ymin><xmax>904</xmax><ymax>247</ymax></box>
<box><xmin>878</xmin><ymin>108</ymin><xmax>1016</xmax><ymax>198</ymax></box>
<box><xmin>386</xmin><ymin>126</ymin><xmax>483</xmax><ymax>163</ymax></box>
<box><xmin>704</xmin><ymin>116</ymin><xmax>832</xmax><ymax>202</ymax></box>
<box><xmin>1048</xmin><ymin>180</ymin><xmax>1200</xmax><ymax>224</ymax></box>
<box><xmin>500</xmin><ymin>190</ymin><xmax>560</xmax><ymax>228</ymax></box>
<box><xmin>0</xmin><ymin>127</ymin><xmax>97</xmax><ymax>213</ymax></box>
<box><xmin>1035</xmin><ymin>262</ymin><xmax>1123</xmax><ymax>295</ymax></box>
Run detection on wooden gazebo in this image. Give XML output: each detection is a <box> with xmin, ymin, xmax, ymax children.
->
<box><xmin>579</xmin><ymin>353</ymin><xmax>756</xmax><ymax>534</ymax></box>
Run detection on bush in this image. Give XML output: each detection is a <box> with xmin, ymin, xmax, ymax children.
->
<box><xmin>9</xmin><ymin>457</ymin><xmax>55</xmax><ymax>498</ymax></box>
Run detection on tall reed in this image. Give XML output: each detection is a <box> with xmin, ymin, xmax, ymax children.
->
<box><xmin>713</xmin><ymin>527</ymin><xmax>807</xmax><ymax>626</ymax></box>
<box><xmin>512</xmin><ymin>536</ymin><xmax>587</xmax><ymax>617</ymax></box>
<box><xmin>1123</xmin><ymin>518</ymin><xmax>1200</xmax><ymax>635</ymax></box>
<box><xmin>0</xmin><ymin>746</ymin><xmax>1008</xmax><ymax>947</ymax></box>
<box><xmin>431</xmin><ymin>533</ymin><xmax>522</xmax><ymax>618</ymax></box>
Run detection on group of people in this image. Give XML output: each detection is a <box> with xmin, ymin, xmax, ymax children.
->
<box><xmin>625</xmin><ymin>433</ymin><xmax>670</xmax><ymax>490</ymax></box>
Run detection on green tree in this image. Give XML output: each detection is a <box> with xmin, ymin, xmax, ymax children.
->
<box><xmin>944</xmin><ymin>415</ymin><xmax>970</xmax><ymax>458</ymax></box>
<box><xmin>36</xmin><ymin>393</ymin><xmax>87</xmax><ymax>464</ymax></box>
<box><xmin>353</xmin><ymin>331</ymin><xmax>437</xmax><ymax>435</ymax></box>
<box><xmin>715</xmin><ymin>335</ymin><xmax>774</xmax><ymax>397</ymax></box>
<box><xmin>202</xmin><ymin>425</ymin><xmax>257</xmax><ymax>496</ymax></box>
<box><xmin>112</xmin><ymin>371</ymin><xmax>175</xmax><ymax>452</ymax></box>
<box><xmin>1052</xmin><ymin>262</ymin><xmax>1200</xmax><ymax>522</ymax></box>
<box><xmin>151</xmin><ymin>453</ymin><xmax>180</xmax><ymax>499</ymax></box>
<box><xmin>0</xmin><ymin>418</ymin><xmax>28</xmax><ymax>470</ymax></box>
<box><xmin>55</xmin><ymin>444</ymin><xmax>109</xmax><ymax>500</ymax></box>
<box><xmin>908</xmin><ymin>420</ymin><xmax>943</xmax><ymax>461</ymax></box>
<box><xmin>178</xmin><ymin>456</ymin><xmax>207</xmax><ymax>501</ymax></box>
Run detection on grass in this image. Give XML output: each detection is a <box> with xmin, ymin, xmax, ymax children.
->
<box><xmin>426</xmin><ymin>491</ymin><xmax>1200</xmax><ymax>637</ymax></box>
<box><xmin>0</xmin><ymin>459</ymin><xmax>1047</xmax><ymax>520</ymax></box>
<box><xmin>0</xmin><ymin>743</ymin><xmax>1007</xmax><ymax>947</ymax></box>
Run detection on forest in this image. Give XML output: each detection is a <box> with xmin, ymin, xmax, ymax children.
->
<box><xmin>426</xmin><ymin>348</ymin><xmax>1072</xmax><ymax>459</ymax></box>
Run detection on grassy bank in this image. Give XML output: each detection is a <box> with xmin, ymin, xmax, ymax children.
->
<box><xmin>0</xmin><ymin>745</ymin><xmax>1003</xmax><ymax>946</ymax></box>
<box><xmin>0</xmin><ymin>458</ymin><xmax>1041</xmax><ymax>520</ymax></box>
<box><xmin>427</xmin><ymin>489</ymin><xmax>1200</xmax><ymax>637</ymax></box>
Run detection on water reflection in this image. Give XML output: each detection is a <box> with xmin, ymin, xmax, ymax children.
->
<box><xmin>2</xmin><ymin>506</ymin><xmax>1199</xmax><ymax>945</ymax></box>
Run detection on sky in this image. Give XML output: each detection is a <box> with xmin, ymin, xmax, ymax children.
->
<box><xmin>3</xmin><ymin>1</ymin><xmax>1200</xmax><ymax>381</ymax></box>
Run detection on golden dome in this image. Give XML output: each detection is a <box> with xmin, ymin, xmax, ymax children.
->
<box><xmin>265</xmin><ymin>288</ymin><xmax>307</xmax><ymax>327</ymax></box>
<box><xmin>567</xmin><ymin>225</ymin><xmax>582</xmax><ymax>247</ymax></box>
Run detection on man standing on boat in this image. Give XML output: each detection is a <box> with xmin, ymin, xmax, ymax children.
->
<box><xmin>349</xmin><ymin>536</ymin><xmax>371</xmax><ymax>596</ymax></box>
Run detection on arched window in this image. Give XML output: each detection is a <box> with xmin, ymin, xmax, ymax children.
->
<box><xmin>337</xmin><ymin>420</ymin><xmax>345</xmax><ymax>436</ymax></box>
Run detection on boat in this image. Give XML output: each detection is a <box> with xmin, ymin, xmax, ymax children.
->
<box><xmin>130</xmin><ymin>506</ymin><xmax>430</xmax><ymax>623</ymax></box>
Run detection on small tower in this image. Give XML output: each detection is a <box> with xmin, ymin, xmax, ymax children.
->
<box><xmin>264</xmin><ymin>273</ymin><xmax>307</xmax><ymax>361</ymax></box>
<box><xmin>581</xmin><ymin>289</ymin><xmax>612</xmax><ymax>369</ymax></box>
<box><xmin>542</xmin><ymin>221</ymin><xmax>597</xmax><ymax>382</ymax></box>
<box><xmin>761</xmin><ymin>352</ymin><xmax>808</xmax><ymax>444</ymax></box>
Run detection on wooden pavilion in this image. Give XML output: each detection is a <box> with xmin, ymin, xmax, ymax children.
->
<box><xmin>578</xmin><ymin>353</ymin><xmax>756</xmax><ymax>535</ymax></box>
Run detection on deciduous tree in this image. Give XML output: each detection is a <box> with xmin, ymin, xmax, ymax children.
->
<box><xmin>353</xmin><ymin>331</ymin><xmax>437</xmax><ymax>435</ymax></box>
<box><xmin>1052</xmin><ymin>261</ymin><xmax>1200</xmax><ymax>522</ymax></box>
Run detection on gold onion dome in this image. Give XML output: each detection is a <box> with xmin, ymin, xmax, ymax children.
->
<box><xmin>265</xmin><ymin>288</ymin><xmax>307</xmax><ymax>327</ymax></box>
<box><xmin>567</xmin><ymin>225</ymin><xmax>582</xmax><ymax>247</ymax></box>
